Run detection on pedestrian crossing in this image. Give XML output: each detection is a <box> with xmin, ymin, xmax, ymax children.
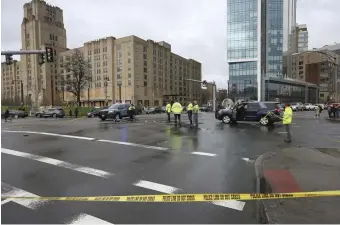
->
<box><xmin>1</xmin><ymin>129</ymin><xmax>248</xmax><ymax>223</ymax></box>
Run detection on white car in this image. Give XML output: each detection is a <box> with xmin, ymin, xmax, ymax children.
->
<box><xmin>304</xmin><ymin>103</ymin><xmax>314</xmax><ymax>111</ymax></box>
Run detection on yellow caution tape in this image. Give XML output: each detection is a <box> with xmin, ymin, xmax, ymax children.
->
<box><xmin>2</xmin><ymin>190</ymin><xmax>340</xmax><ymax>202</ymax></box>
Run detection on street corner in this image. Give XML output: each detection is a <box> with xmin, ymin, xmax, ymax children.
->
<box><xmin>255</xmin><ymin>147</ymin><xmax>340</xmax><ymax>224</ymax></box>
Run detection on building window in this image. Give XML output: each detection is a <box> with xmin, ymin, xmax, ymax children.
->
<box><xmin>128</xmin><ymin>80</ymin><xmax>131</xmax><ymax>86</ymax></box>
<box><xmin>128</xmin><ymin>51</ymin><xmax>131</xmax><ymax>56</ymax></box>
<box><xmin>128</xmin><ymin>73</ymin><xmax>131</xmax><ymax>78</ymax></box>
<box><xmin>117</xmin><ymin>74</ymin><xmax>122</xmax><ymax>79</ymax></box>
<box><xmin>144</xmin><ymin>81</ymin><xmax>147</xmax><ymax>86</ymax></box>
<box><xmin>144</xmin><ymin>75</ymin><xmax>147</xmax><ymax>80</ymax></box>
<box><xmin>144</xmin><ymin>68</ymin><xmax>147</xmax><ymax>73</ymax></box>
<box><xmin>103</xmin><ymin>47</ymin><xmax>107</xmax><ymax>52</ymax></box>
<box><xmin>128</xmin><ymin>58</ymin><xmax>132</xmax><ymax>64</ymax></box>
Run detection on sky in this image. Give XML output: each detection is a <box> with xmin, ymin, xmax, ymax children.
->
<box><xmin>1</xmin><ymin>0</ymin><xmax>340</xmax><ymax>88</ymax></box>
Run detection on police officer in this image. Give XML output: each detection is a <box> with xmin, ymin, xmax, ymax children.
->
<box><xmin>128</xmin><ymin>104</ymin><xmax>136</xmax><ymax>120</ymax></box>
<box><xmin>192</xmin><ymin>101</ymin><xmax>199</xmax><ymax>127</ymax></box>
<box><xmin>171</xmin><ymin>100</ymin><xmax>183</xmax><ymax>126</ymax></box>
<box><xmin>166</xmin><ymin>101</ymin><xmax>171</xmax><ymax>122</ymax></box>
<box><xmin>282</xmin><ymin>103</ymin><xmax>293</xmax><ymax>142</ymax></box>
<box><xmin>187</xmin><ymin>100</ymin><xmax>193</xmax><ymax>126</ymax></box>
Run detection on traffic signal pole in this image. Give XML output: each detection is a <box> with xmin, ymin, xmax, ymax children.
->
<box><xmin>185</xmin><ymin>78</ymin><xmax>217</xmax><ymax>111</ymax></box>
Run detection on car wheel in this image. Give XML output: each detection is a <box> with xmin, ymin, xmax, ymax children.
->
<box><xmin>36</xmin><ymin>114</ymin><xmax>40</xmax><ymax>118</ymax></box>
<box><xmin>259</xmin><ymin>116</ymin><xmax>269</xmax><ymax>126</ymax></box>
<box><xmin>100</xmin><ymin>114</ymin><xmax>107</xmax><ymax>121</ymax></box>
<box><xmin>222</xmin><ymin>115</ymin><xmax>231</xmax><ymax>124</ymax></box>
<box><xmin>14</xmin><ymin>114</ymin><xmax>19</xmax><ymax>119</ymax></box>
<box><xmin>53</xmin><ymin>114</ymin><xmax>57</xmax><ymax>118</ymax></box>
<box><xmin>91</xmin><ymin>114</ymin><xmax>95</xmax><ymax>118</ymax></box>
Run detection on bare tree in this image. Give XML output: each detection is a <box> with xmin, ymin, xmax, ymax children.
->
<box><xmin>62</xmin><ymin>50</ymin><xmax>91</xmax><ymax>106</ymax></box>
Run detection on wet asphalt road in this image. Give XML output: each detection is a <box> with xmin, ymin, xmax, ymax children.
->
<box><xmin>1</xmin><ymin>111</ymin><xmax>339</xmax><ymax>224</ymax></box>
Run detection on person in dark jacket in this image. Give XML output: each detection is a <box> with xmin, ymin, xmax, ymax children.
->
<box><xmin>69</xmin><ymin>109</ymin><xmax>73</xmax><ymax>118</ymax></box>
<box><xmin>74</xmin><ymin>108</ymin><xmax>79</xmax><ymax>118</ymax></box>
<box><xmin>4</xmin><ymin>109</ymin><xmax>10</xmax><ymax>122</ymax></box>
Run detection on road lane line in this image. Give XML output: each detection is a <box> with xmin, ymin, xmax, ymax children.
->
<box><xmin>1</xmin><ymin>182</ymin><xmax>50</xmax><ymax>209</ymax></box>
<box><xmin>133</xmin><ymin>180</ymin><xmax>245</xmax><ymax>211</ymax></box>
<box><xmin>2</xmin><ymin>130</ymin><xmax>95</xmax><ymax>141</ymax></box>
<box><xmin>191</xmin><ymin>152</ymin><xmax>216</xmax><ymax>157</ymax></box>
<box><xmin>1</xmin><ymin>148</ymin><xmax>113</xmax><ymax>178</ymax></box>
<box><xmin>97</xmin><ymin>139</ymin><xmax>168</xmax><ymax>151</ymax></box>
<box><xmin>65</xmin><ymin>213</ymin><xmax>112</xmax><ymax>224</ymax></box>
<box><xmin>133</xmin><ymin>180</ymin><xmax>180</xmax><ymax>194</ymax></box>
<box><xmin>212</xmin><ymin>200</ymin><xmax>246</xmax><ymax>211</ymax></box>
<box><xmin>3</xmin><ymin>130</ymin><xmax>168</xmax><ymax>151</ymax></box>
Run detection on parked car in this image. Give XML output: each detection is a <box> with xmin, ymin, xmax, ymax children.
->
<box><xmin>36</xmin><ymin>108</ymin><xmax>65</xmax><ymax>118</ymax></box>
<box><xmin>98</xmin><ymin>103</ymin><xmax>130</xmax><ymax>120</ymax></box>
<box><xmin>145</xmin><ymin>107</ymin><xmax>163</xmax><ymax>114</ymax></box>
<box><xmin>303</xmin><ymin>103</ymin><xmax>315</xmax><ymax>111</ymax></box>
<box><xmin>87</xmin><ymin>107</ymin><xmax>108</xmax><ymax>118</ymax></box>
<box><xmin>1</xmin><ymin>110</ymin><xmax>28</xmax><ymax>119</ymax></box>
<box><xmin>291</xmin><ymin>102</ymin><xmax>304</xmax><ymax>111</ymax></box>
<box><xmin>215</xmin><ymin>101</ymin><xmax>282</xmax><ymax>126</ymax></box>
<box><xmin>161</xmin><ymin>106</ymin><xmax>166</xmax><ymax>113</ymax></box>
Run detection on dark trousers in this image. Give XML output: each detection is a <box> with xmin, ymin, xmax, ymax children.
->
<box><xmin>174</xmin><ymin>114</ymin><xmax>181</xmax><ymax>124</ymax></box>
<box><xmin>167</xmin><ymin>112</ymin><xmax>171</xmax><ymax>122</ymax></box>
<box><xmin>187</xmin><ymin>110</ymin><xmax>193</xmax><ymax>125</ymax></box>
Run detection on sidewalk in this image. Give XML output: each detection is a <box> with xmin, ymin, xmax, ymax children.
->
<box><xmin>326</xmin><ymin>117</ymin><xmax>340</xmax><ymax>122</ymax></box>
<box><xmin>255</xmin><ymin>147</ymin><xmax>340</xmax><ymax>223</ymax></box>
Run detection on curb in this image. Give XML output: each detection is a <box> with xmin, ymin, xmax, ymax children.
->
<box><xmin>254</xmin><ymin>151</ymin><xmax>280</xmax><ymax>224</ymax></box>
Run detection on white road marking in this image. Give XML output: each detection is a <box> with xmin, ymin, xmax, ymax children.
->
<box><xmin>212</xmin><ymin>200</ymin><xmax>246</xmax><ymax>211</ymax></box>
<box><xmin>3</xmin><ymin>130</ymin><xmax>95</xmax><ymax>140</ymax></box>
<box><xmin>97</xmin><ymin>139</ymin><xmax>168</xmax><ymax>151</ymax></box>
<box><xmin>191</xmin><ymin>152</ymin><xmax>216</xmax><ymax>157</ymax></box>
<box><xmin>1</xmin><ymin>182</ymin><xmax>50</xmax><ymax>209</ymax></box>
<box><xmin>241</xmin><ymin>157</ymin><xmax>255</xmax><ymax>163</ymax></box>
<box><xmin>65</xmin><ymin>213</ymin><xmax>112</xmax><ymax>224</ymax></box>
<box><xmin>133</xmin><ymin>180</ymin><xmax>245</xmax><ymax>211</ymax></box>
<box><xmin>1</xmin><ymin>148</ymin><xmax>113</xmax><ymax>178</ymax></box>
<box><xmin>2</xmin><ymin>130</ymin><xmax>168</xmax><ymax>151</ymax></box>
<box><xmin>133</xmin><ymin>180</ymin><xmax>180</xmax><ymax>194</ymax></box>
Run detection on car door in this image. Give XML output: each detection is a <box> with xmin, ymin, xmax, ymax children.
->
<box><xmin>119</xmin><ymin>104</ymin><xmax>128</xmax><ymax>116</ymax></box>
<box><xmin>245</xmin><ymin>103</ymin><xmax>260</xmax><ymax>121</ymax></box>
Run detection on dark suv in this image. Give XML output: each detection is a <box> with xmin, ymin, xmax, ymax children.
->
<box><xmin>215</xmin><ymin>101</ymin><xmax>282</xmax><ymax>126</ymax></box>
<box><xmin>98</xmin><ymin>103</ymin><xmax>130</xmax><ymax>120</ymax></box>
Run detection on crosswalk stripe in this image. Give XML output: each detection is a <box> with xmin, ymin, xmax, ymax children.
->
<box><xmin>1</xmin><ymin>148</ymin><xmax>113</xmax><ymax>178</ymax></box>
<box><xmin>133</xmin><ymin>180</ymin><xmax>245</xmax><ymax>211</ymax></box>
<box><xmin>133</xmin><ymin>180</ymin><xmax>180</xmax><ymax>194</ymax></box>
<box><xmin>1</xmin><ymin>182</ymin><xmax>50</xmax><ymax>209</ymax></box>
<box><xmin>65</xmin><ymin>213</ymin><xmax>113</xmax><ymax>224</ymax></box>
<box><xmin>191</xmin><ymin>152</ymin><xmax>216</xmax><ymax>157</ymax></box>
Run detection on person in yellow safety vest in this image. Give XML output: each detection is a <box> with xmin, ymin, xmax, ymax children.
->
<box><xmin>128</xmin><ymin>104</ymin><xmax>136</xmax><ymax>120</ymax></box>
<box><xmin>192</xmin><ymin>101</ymin><xmax>199</xmax><ymax>127</ymax></box>
<box><xmin>282</xmin><ymin>103</ymin><xmax>293</xmax><ymax>142</ymax></box>
<box><xmin>187</xmin><ymin>101</ymin><xmax>193</xmax><ymax>126</ymax></box>
<box><xmin>166</xmin><ymin>101</ymin><xmax>172</xmax><ymax>122</ymax></box>
<box><xmin>171</xmin><ymin>101</ymin><xmax>183</xmax><ymax>126</ymax></box>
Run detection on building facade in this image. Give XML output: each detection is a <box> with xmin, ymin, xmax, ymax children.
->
<box><xmin>1</xmin><ymin>61</ymin><xmax>22</xmax><ymax>104</ymax></box>
<box><xmin>227</xmin><ymin>0</ymin><xmax>290</xmax><ymax>101</ymax></box>
<box><xmin>20</xmin><ymin>0</ymin><xmax>67</xmax><ymax>107</ymax></box>
<box><xmin>60</xmin><ymin>36</ymin><xmax>202</xmax><ymax>107</ymax></box>
<box><xmin>291</xmin><ymin>50</ymin><xmax>339</xmax><ymax>102</ymax></box>
<box><xmin>265</xmin><ymin>77</ymin><xmax>318</xmax><ymax>103</ymax></box>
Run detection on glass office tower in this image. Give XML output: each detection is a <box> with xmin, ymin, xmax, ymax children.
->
<box><xmin>227</xmin><ymin>0</ymin><xmax>288</xmax><ymax>101</ymax></box>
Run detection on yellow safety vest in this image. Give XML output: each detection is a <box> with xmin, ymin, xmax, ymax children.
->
<box><xmin>187</xmin><ymin>103</ymin><xmax>193</xmax><ymax>111</ymax></box>
<box><xmin>166</xmin><ymin>104</ymin><xmax>171</xmax><ymax>113</ymax></box>
<box><xmin>282</xmin><ymin>107</ymin><xmax>293</xmax><ymax>124</ymax></box>
<box><xmin>129</xmin><ymin>106</ymin><xmax>135</xmax><ymax>110</ymax></box>
<box><xmin>193</xmin><ymin>104</ymin><xmax>199</xmax><ymax>114</ymax></box>
<box><xmin>171</xmin><ymin>102</ymin><xmax>183</xmax><ymax>114</ymax></box>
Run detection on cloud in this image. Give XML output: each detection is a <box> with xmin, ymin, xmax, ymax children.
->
<box><xmin>1</xmin><ymin>0</ymin><xmax>339</xmax><ymax>89</ymax></box>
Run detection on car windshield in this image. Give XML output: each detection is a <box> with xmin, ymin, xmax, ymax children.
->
<box><xmin>264</xmin><ymin>103</ymin><xmax>281</xmax><ymax>109</ymax></box>
<box><xmin>48</xmin><ymin>109</ymin><xmax>55</xmax><ymax>112</ymax></box>
<box><xmin>149</xmin><ymin>108</ymin><xmax>155</xmax><ymax>110</ymax></box>
<box><xmin>109</xmin><ymin>104</ymin><xmax>119</xmax><ymax>109</ymax></box>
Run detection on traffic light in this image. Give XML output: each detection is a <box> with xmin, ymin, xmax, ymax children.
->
<box><xmin>5</xmin><ymin>55</ymin><xmax>13</xmax><ymax>65</ymax></box>
<box><xmin>202</xmin><ymin>80</ymin><xmax>208</xmax><ymax>86</ymax></box>
<box><xmin>45</xmin><ymin>47</ymin><xmax>54</xmax><ymax>62</ymax></box>
<box><xmin>39</xmin><ymin>53</ymin><xmax>45</xmax><ymax>65</ymax></box>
